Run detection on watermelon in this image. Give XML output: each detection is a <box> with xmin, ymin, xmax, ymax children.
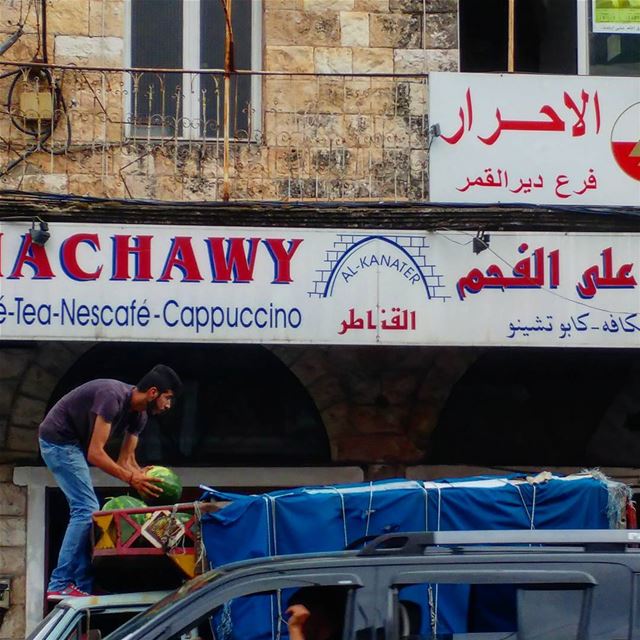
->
<box><xmin>102</xmin><ymin>495</ymin><xmax>148</xmax><ymax>525</ymax></box>
<box><xmin>144</xmin><ymin>465</ymin><xmax>182</xmax><ymax>504</ymax></box>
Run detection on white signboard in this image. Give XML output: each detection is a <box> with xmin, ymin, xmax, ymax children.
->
<box><xmin>429</xmin><ymin>72</ymin><xmax>640</xmax><ymax>207</ymax></box>
<box><xmin>1</xmin><ymin>222</ymin><xmax>640</xmax><ymax>348</ymax></box>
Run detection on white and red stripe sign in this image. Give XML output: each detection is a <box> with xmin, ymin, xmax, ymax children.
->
<box><xmin>429</xmin><ymin>72</ymin><xmax>640</xmax><ymax>207</ymax></box>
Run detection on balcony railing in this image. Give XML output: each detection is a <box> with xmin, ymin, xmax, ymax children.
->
<box><xmin>0</xmin><ymin>62</ymin><xmax>429</xmax><ymax>202</ymax></box>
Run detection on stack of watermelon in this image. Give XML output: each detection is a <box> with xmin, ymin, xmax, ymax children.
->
<box><xmin>102</xmin><ymin>494</ymin><xmax>148</xmax><ymax>523</ymax></box>
<box><xmin>102</xmin><ymin>495</ymin><xmax>149</xmax><ymax>544</ymax></box>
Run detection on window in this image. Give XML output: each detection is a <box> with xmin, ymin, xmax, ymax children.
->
<box><xmin>388</xmin><ymin>563</ymin><xmax>633</xmax><ymax>640</ymax></box>
<box><xmin>391</xmin><ymin>580</ymin><xmax>590</xmax><ymax>640</ymax></box>
<box><xmin>116</xmin><ymin>583</ymin><xmax>362</xmax><ymax>640</ymax></box>
<box><xmin>589</xmin><ymin>0</ymin><xmax>640</xmax><ymax>76</ymax></box>
<box><xmin>199</xmin><ymin>586</ymin><xmax>353</xmax><ymax>640</ymax></box>
<box><xmin>460</xmin><ymin>0</ymin><xmax>640</xmax><ymax>77</ymax></box>
<box><xmin>459</xmin><ymin>0</ymin><xmax>578</xmax><ymax>74</ymax></box>
<box><xmin>126</xmin><ymin>0</ymin><xmax>262</xmax><ymax>139</ymax></box>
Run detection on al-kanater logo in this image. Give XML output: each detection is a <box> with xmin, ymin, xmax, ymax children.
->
<box><xmin>611</xmin><ymin>102</ymin><xmax>640</xmax><ymax>181</ymax></box>
<box><xmin>307</xmin><ymin>233</ymin><xmax>449</xmax><ymax>303</ymax></box>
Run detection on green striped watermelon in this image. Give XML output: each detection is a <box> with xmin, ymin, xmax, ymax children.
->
<box><xmin>145</xmin><ymin>466</ymin><xmax>183</xmax><ymax>504</ymax></box>
<box><xmin>102</xmin><ymin>495</ymin><xmax>149</xmax><ymax>543</ymax></box>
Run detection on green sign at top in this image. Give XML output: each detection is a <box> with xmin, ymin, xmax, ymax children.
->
<box><xmin>594</xmin><ymin>0</ymin><xmax>640</xmax><ymax>32</ymax></box>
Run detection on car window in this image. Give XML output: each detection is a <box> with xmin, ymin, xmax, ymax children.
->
<box><xmin>164</xmin><ymin>585</ymin><xmax>358</xmax><ymax>640</ymax></box>
<box><xmin>386</xmin><ymin>561</ymin><xmax>634</xmax><ymax>640</ymax></box>
<box><xmin>105</xmin><ymin>571</ymin><xmax>225</xmax><ymax>639</ymax></box>
<box><xmin>56</xmin><ymin>610</ymin><xmax>147</xmax><ymax>640</ymax></box>
<box><xmin>105</xmin><ymin>569</ymin><xmax>370</xmax><ymax>640</ymax></box>
<box><xmin>389</xmin><ymin>581</ymin><xmax>590</xmax><ymax>640</ymax></box>
<box><xmin>60</xmin><ymin>619</ymin><xmax>82</xmax><ymax>640</ymax></box>
<box><xmin>85</xmin><ymin>610</ymin><xmax>147</xmax><ymax>638</ymax></box>
<box><xmin>26</xmin><ymin>607</ymin><xmax>69</xmax><ymax>640</ymax></box>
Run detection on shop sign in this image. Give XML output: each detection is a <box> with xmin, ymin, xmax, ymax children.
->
<box><xmin>2</xmin><ymin>222</ymin><xmax>640</xmax><ymax>347</ymax></box>
<box><xmin>593</xmin><ymin>0</ymin><xmax>640</xmax><ymax>34</ymax></box>
<box><xmin>429</xmin><ymin>72</ymin><xmax>640</xmax><ymax>207</ymax></box>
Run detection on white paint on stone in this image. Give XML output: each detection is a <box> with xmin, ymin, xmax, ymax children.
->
<box><xmin>394</xmin><ymin>49</ymin><xmax>427</xmax><ymax>74</ymax></box>
<box><xmin>315</xmin><ymin>47</ymin><xmax>353</xmax><ymax>74</ymax></box>
<box><xmin>340</xmin><ymin>12</ymin><xmax>369</xmax><ymax>47</ymax></box>
<box><xmin>303</xmin><ymin>0</ymin><xmax>355</xmax><ymax>11</ymax></box>
<box><xmin>393</xmin><ymin>49</ymin><xmax>458</xmax><ymax>73</ymax></box>
<box><xmin>55</xmin><ymin>36</ymin><xmax>123</xmax><ymax>65</ymax></box>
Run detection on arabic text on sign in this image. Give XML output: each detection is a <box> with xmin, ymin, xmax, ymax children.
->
<box><xmin>441</xmin><ymin>88</ymin><xmax>602</xmax><ymax>147</ymax></box>
<box><xmin>338</xmin><ymin>307</ymin><xmax>417</xmax><ymax>335</ymax></box>
<box><xmin>457</xmin><ymin>244</ymin><xmax>560</xmax><ymax>300</ymax></box>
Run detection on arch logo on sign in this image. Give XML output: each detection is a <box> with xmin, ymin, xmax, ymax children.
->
<box><xmin>611</xmin><ymin>102</ymin><xmax>640</xmax><ymax>181</ymax></box>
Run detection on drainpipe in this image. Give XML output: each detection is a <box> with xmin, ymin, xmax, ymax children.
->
<box><xmin>508</xmin><ymin>0</ymin><xmax>515</xmax><ymax>73</ymax></box>
<box><xmin>221</xmin><ymin>0</ymin><xmax>235</xmax><ymax>201</ymax></box>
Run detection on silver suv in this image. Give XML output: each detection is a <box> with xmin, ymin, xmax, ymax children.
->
<box><xmin>104</xmin><ymin>529</ymin><xmax>640</xmax><ymax>640</ymax></box>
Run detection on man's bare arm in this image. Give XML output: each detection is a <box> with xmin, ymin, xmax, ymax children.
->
<box><xmin>87</xmin><ymin>416</ymin><xmax>132</xmax><ymax>482</ymax></box>
<box><xmin>87</xmin><ymin>416</ymin><xmax>162</xmax><ymax>497</ymax></box>
<box><xmin>117</xmin><ymin>433</ymin><xmax>142</xmax><ymax>472</ymax></box>
<box><xmin>286</xmin><ymin>605</ymin><xmax>310</xmax><ymax>640</ymax></box>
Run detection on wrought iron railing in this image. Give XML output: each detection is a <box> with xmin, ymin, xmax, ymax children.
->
<box><xmin>0</xmin><ymin>62</ymin><xmax>429</xmax><ymax>202</ymax></box>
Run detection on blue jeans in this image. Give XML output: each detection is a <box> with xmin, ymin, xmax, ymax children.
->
<box><xmin>39</xmin><ymin>438</ymin><xmax>99</xmax><ymax>592</ymax></box>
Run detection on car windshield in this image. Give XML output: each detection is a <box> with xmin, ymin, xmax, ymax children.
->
<box><xmin>26</xmin><ymin>606</ymin><xmax>69</xmax><ymax>640</ymax></box>
<box><xmin>104</xmin><ymin>570</ymin><xmax>224</xmax><ymax>640</ymax></box>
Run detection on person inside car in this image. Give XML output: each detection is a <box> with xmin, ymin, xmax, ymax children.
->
<box><xmin>286</xmin><ymin>586</ymin><xmax>347</xmax><ymax>640</ymax></box>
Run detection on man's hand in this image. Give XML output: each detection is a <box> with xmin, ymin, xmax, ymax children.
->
<box><xmin>286</xmin><ymin>604</ymin><xmax>311</xmax><ymax>632</ymax></box>
<box><xmin>129</xmin><ymin>470</ymin><xmax>163</xmax><ymax>498</ymax></box>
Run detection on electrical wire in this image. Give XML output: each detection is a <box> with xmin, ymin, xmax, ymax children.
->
<box><xmin>0</xmin><ymin>0</ymin><xmax>71</xmax><ymax>178</ymax></box>
<box><xmin>0</xmin><ymin>0</ymin><xmax>34</xmax><ymax>56</ymax></box>
<box><xmin>1</xmin><ymin>67</ymin><xmax>72</xmax><ymax>178</ymax></box>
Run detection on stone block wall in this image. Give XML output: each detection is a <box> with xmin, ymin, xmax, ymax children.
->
<box><xmin>0</xmin><ymin>348</ymin><xmax>36</xmax><ymax>462</ymax></box>
<box><xmin>0</xmin><ymin>0</ymin><xmax>458</xmax><ymax>201</ymax></box>
<box><xmin>0</xmin><ymin>343</ymin><xmax>93</xmax><ymax>464</ymax></box>
<box><xmin>0</xmin><ymin>465</ymin><xmax>26</xmax><ymax>640</ymax></box>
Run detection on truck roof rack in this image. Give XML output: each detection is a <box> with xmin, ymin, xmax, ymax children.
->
<box><xmin>358</xmin><ymin>529</ymin><xmax>640</xmax><ymax>556</ymax></box>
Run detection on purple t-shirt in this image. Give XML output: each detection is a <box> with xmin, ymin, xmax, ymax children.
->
<box><xmin>39</xmin><ymin>379</ymin><xmax>147</xmax><ymax>454</ymax></box>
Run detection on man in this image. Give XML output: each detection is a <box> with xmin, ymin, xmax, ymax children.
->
<box><xmin>38</xmin><ymin>364</ymin><xmax>183</xmax><ymax>600</ymax></box>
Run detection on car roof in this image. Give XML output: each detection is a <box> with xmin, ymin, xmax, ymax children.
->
<box><xmin>358</xmin><ymin>528</ymin><xmax>640</xmax><ymax>555</ymax></box>
<box><xmin>210</xmin><ymin>529</ymin><xmax>640</xmax><ymax>573</ymax></box>
<box><xmin>59</xmin><ymin>591</ymin><xmax>171</xmax><ymax>611</ymax></box>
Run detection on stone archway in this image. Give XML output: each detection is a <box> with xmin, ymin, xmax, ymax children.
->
<box><xmin>269</xmin><ymin>345</ymin><xmax>481</xmax><ymax>467</ymax></box>
<box><xmin>38</xmin><ymin>342</ymin><xmax>331</xmax><ymax>466</ymax></box>
<box><xmin>4</xmin><ymin>342</ymin><xmax>483</xmax><ymax>467</ymax></box>
<box><xmin>3</xmin><ymin>341</ymin><xmax>96</xmax><ymax>460</ymax></box>
<box><xmin>428</xmin><ymin>348</ymin><xmax>638</xmax><ymax>467</ymax></box>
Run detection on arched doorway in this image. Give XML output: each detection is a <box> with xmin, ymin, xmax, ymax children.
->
<box><xmin>429</xmin><ymin>348</ymin><xmax>639</xmax><ymax>467</ymax></box>
<box><xmin>47</xmin><ymin>342</ymin><xmax>330</xmax><ymax>465</ymax></box>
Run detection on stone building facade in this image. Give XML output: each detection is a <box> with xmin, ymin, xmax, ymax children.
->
<box><xmin>0</xmin><ymin>0</ymin><xmax>456</xmax><ymax>202</ymax></box>
<box><xmin>3</xmin><ymin>1</ymin><xmax>640</xmax><ymax>638</ymax></box>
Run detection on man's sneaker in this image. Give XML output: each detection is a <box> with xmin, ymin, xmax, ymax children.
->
<box><xmin>47</xmin><ymin>584</ymin><xmax>91</xmax><ymax>600</ymax></box>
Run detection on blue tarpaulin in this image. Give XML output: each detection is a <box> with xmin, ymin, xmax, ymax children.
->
<box><xmin>199</xmin><ymin>473</ymin><xmax>625</xmax><ymax>640</ymax></box>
